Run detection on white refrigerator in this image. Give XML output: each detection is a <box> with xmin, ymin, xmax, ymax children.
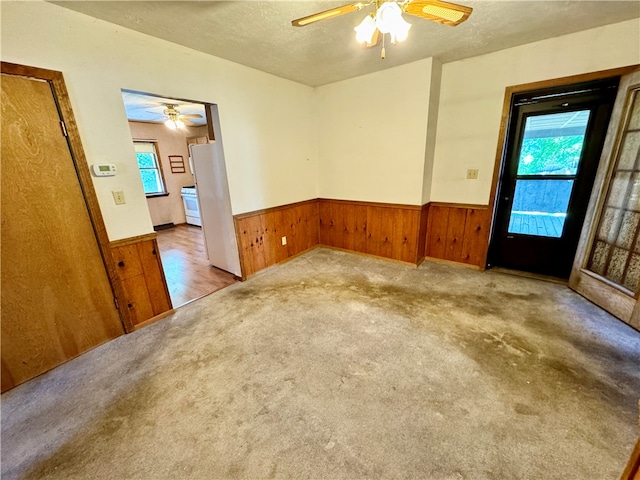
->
<box><xmin>189</xmin><ymin>143</ymin><xmax>242</xmax><ymax>277</ymax></box>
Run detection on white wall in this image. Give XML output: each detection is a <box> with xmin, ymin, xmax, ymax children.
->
<box><xmin>1</xmin><ymin>1</ymin><xmax>318</xmax><ymax>240</ymax></box>
<box><xmin>431</xmin><ymin>19</ymin><xmax>640</xmax><ymax>205</ymax></box>
<box><xmin>3</xmin><ymin>2</ymin><xmax>639</xmax><ymax>229</ymax></box>
<box><xmin>316</xmin><ymin>59</ymin><xmax>433</xmax><ymax>205</ymax></box>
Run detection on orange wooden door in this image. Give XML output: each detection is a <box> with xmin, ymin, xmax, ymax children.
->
<box><xmin>1</xmin><ymin>72</ymin><xmax>124</xmax><ymax>392</ymax></box>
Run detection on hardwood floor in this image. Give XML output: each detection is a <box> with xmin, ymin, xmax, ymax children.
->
<box><xmin>155</xmin><ymin>224</ymin><xmax>237</xmax><ymax>307</ymax></box>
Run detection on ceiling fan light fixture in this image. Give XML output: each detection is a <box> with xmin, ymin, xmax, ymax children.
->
<box><xmin>352</xmin><ymin>1</ymin><xmax>411</xmax><ymax>47</ymax></box>
<box><xmin>376</xmin><ymin>1</ymin><xmax>406</xmax><ymax>33</ymax></box>
<box><xmin>164</xmin><ymin>117</ymin><xmax>185</xmax><ymax>130</ymax></box>
<box><xmin>163</xmin><ymin>105</ymin><xmax>187</xmax><ymax>130</ymax></box>
<box><xmin>389</xmin><ymin>17</ymin><xmax>411</xmax><ymax>43</ymax></box>
<box><xmin>355</xmin><ymin>14</ymin><xmax>377</xmax><ymax>44</ymax></box>
<box><xmin>421</xmin><ymin>5</ymin><xmax>464</xmax><ymax>22</ymax></box>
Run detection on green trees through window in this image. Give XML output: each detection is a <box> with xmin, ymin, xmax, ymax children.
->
<box><xmin>517</xmin><ymin>135</ymin><xmax>585</xmax><ymax>176</ymax></box>
<box><xmin>134</xmin><ymin>142</ymin><xmax>165</xmax><ymax>195</ymax></box>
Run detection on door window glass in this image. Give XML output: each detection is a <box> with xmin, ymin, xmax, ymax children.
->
<box><xmin>508</xmin><ymin>179</ymin><xmax>573</xmax><ymax>237</ymax></box>
<box><xmin>517</xmin><ymin>111</ymin><xmax>590</xmax><ymax>176</ymax></box>
<box><xmin>508</xmin><ymin>110</ymin><xmax>590</xmax><ymax>238</ymax></box>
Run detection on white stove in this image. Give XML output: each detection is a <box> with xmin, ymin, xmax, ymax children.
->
<box><xmin>180</xmin><ymin>185</ymin><xmax>201</xmax><ymax>226</ymax></box>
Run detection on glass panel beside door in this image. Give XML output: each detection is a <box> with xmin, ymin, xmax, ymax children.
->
<box><xmin>585</xmin><ymin>88</ymin><xmax>640</xmax><ymax>292</ymax></box>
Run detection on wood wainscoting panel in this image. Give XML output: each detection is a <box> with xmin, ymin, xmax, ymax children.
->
<box><xmin>319</xmin><ymin>199</ymin><xmax>421</xmax><ymax>264</ymax></box>
<box><xmin>236</xmin><ymin>199</ymin><xmax>490</xmax><ymax>277</ymax></box>
<box><xmin>461</xmin><ymin>208</ymin><xmax>492</xmax><ymax>266</ymax></box>
<box><xmin>111</xmin><ymin>235</ymin><xmax>172</xmax><ymax>329</ymax></box>
<box><xmin>235</xmin><ymin>199</ymin><xmax>319</xmax><ymax>278</ymax></box>
<box><xmin>445</xmin><ymin>207</ymin><xmax>467</xmax><ymax>260</ymax></box>
<box><xmin>426</xmin><ymin>206</ymin><xmax>450</xmax><ymax>260</ymax></box>
<box><xmin>426</xmin><ymin>203</ymin><xmax>492</xmax><ymax>268</ymax></box>
<box><xmin>417</xmin><ymin>203</ymin><xmax>430</xmax><ymax>262</ymax></box>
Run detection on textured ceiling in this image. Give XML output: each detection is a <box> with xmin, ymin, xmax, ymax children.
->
<box><xmin>53</xmin><ymin>1</ymin><xmax>640</xmax><ymax>87</ymax></box>
<box><xmin>122</xmin><ymin>90</ymin><xmax>207</xmax><ymax>125</ymax></box>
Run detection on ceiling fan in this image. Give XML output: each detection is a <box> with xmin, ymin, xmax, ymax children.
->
<box><xmin>159</xmin><ymin>104</ymin><xmax>203</xmax><ymax>129</ymax></box>
<box><xmin>292</xmin><ymin>0</ymin><xmax>472</xmax><ymax>56</ymax></box>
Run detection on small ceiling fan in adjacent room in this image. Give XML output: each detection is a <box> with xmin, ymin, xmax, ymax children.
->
<box><xmin>292</xmin><ymin>0</ymin><xmax>472</xmax><ymax>58</ymax></box>
<box><xmin>159</xmin><ymin>104</ymin><xmax>203</xmax><ymax>130</ymax></box>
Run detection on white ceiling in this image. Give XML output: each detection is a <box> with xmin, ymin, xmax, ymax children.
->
<box><xmin>122</xmin><ymin>90</ymin><xmax>207</xmax><ymax>125</ymax></box>
<box><xmin>53</xmin><ymin>1</ymin><xmax>640</xmax><ymax>87</ymax></box>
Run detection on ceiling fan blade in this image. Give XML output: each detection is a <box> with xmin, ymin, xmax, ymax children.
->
<box><xmin>182</xmin><ymin>119</ymin><xmax>197</xmax><ymax>127</ymax></box>
<box><xmin>365</xmin><ymin>28</ymin><xmax>382</xmax><ymax>48</ymax></box>
<box><xmin>292</xmin><ymin>2</ymin><xmax>366</xmax><ymax>27</ymax></box>
<box><xmin>403</xmin><ymin>0</ymin><xmax>472</xmax><ymax>26</ymax></box>
<box><xmin>180</xmin><ymin>114</ymin><xmax>203</xmax><ymax>119</ymax></box>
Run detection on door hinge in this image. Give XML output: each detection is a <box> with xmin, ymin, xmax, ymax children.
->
<box><xmin>114</xmin><ymin>297</ymin><xmax>120</xmax><ymax>310</ymax></box>
<box><xmin>60</xmin><ymin>121</ymin><xmax>68</xmax><ymax>137</ymax></box>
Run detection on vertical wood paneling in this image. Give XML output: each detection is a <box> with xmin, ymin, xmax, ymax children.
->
<box><xmin>366</xmin><ymin>206</ymin><xmax>383</xmax><ymax>256</ymax></box>
<box><xmin>353</xmin><ymin>205</ymin><xmax>368</xmax><ymax>253</ymax></box>
<box><xmin>137</xmin><ymin>239</ymin><xmax>172</xmax><ymax>316</ymax></box>
<box><xmin>343</xmin><ymin>204</ymin><xmax>356</xmax><ymax>251</ymax></box>
<box><xmin>445</xmin><ymin>208</ymin><xmax>468</xmax><ymax>261</ymax></box>
<box><xmin>320</xmin><ymin>200</ymin><xmax>421</xmax><ymax>264</ymax></box>
<box><xmin>235</xmin><ymin>200</ymin><xmax>320</xmax><ymax>278</ymax></box>
<box><xmin>427</xmin><ymin>206</ymin><xmax>450</xmax><ymax>260</ymax></box>
<box><xmin>379</xmin><ymin>208</ymin><xmax>395</xmax><ymax>259</ymax></box>
<box><xmin>417</xmin><ymin>203</ymin><xmax>430</xmax><ymax>261</ymax></box>
<box><xmin>391</xmin><ymin>208</ymin><xmax>407</xmax><ymax>262</ymax></box>
<box><xmin>318</xmin><ymin>200</ymin><xmax>333</xmax><ymax>247</ymax></box>
<box><xmin>237</xmin><ymin>199</ymin><xmax>491</xmax><ymax>277</ymax></box>
<box><xmin>401</xmin><ymin>209</ymin><xmax>420</xmax><ymax>264</ymax></box>
<box><xmin>120</xmin><ymin>274</ymin><xmax>155</xmax><ymax>324</ymax></box>
<box><xmin>111</xmin><ymin>235</ymin><xmax>173</xmax><ymax>328</ymax></box>
<box><xmin>461</xmin><ymin>209</ymin><xmax>491</xmax><ymax>267</ymax></box>
<box><xmin>426</xmin><ymin>204</ymin><xmax>491</xmax><ymax>268</ymax></box>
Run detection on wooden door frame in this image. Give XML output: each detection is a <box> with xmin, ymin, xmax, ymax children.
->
<box><xmin>485</xmin><ymin>65</ymin><xmax>640</xmax><ymax>268</ymax></box>
<box><xmin>1</xmin><ymin>62</ymin><xmax>134</xmax><ymax>332</ymax></box>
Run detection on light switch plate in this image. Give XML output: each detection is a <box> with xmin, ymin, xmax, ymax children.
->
<box><xmin>112</xmin><ymin>190</ymin><xmax>126</xmax><ymax>205</ymax></box>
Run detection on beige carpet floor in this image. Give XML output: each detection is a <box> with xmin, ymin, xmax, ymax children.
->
<box><xmin>2</xmin><ymin>248</ymin><xmax>639</xmax><ymax>479</ymax></box>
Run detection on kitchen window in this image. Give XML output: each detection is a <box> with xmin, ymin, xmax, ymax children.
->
<box><xmin>134</xmin><ymin>141</ymin><xmax>166</xmax><ymax>196</ymax></box>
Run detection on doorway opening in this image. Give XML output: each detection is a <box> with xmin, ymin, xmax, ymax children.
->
<box><xmin>488</xmin><ymin>78</ymin><xmax>619</xmax><ymax>278</ymax></box>
<box><xmin>120</xmin><ymin>90</ymin><xmax>237</xmax><ymax>307</ymax></box>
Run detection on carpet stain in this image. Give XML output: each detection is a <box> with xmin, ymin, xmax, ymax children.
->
<box><xmin>2</xmin><ymin>248</ymin><xmax>638</xmax><ymax>480</ymax></box>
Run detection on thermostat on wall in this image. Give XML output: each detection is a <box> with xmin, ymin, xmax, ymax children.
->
<box><xmin>92</xmin><ymin>163</ymin><xmax>117</xmax><ymax>177</ymax></box>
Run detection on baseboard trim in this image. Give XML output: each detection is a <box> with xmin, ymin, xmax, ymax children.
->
<box><xmin>153</xmin><ymin>223</ymin><xmax>175</xmax><ymax>231</ymax></box>
<box><xmin>131</xmin><ymin>308</ymin><xmax>175</xmax><ymax>332</ymax></box>
<box><xmin>322</xmin><ymin>245</ymin><xmax>418</xmax><ymax>268</ymax></box>
<box><xmin>423</xmin><ymin>256</ymin><xmax>482</xmax><ymax>270</ymax></box>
